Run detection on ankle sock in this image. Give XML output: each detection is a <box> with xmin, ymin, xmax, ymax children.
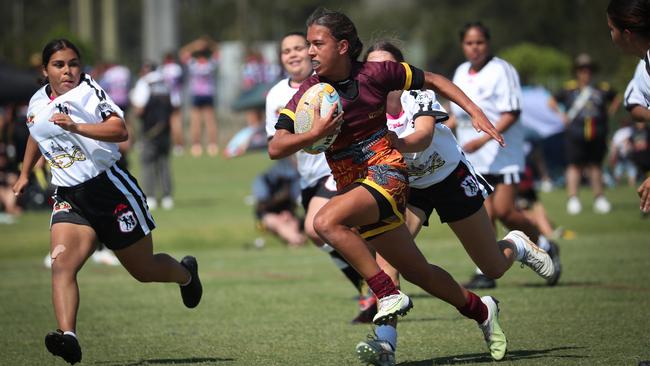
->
<box><xmin>457</xmin><ymin>291</ymin><xmax>488</xmax><ymax>324</ymax></box>
<box><xmin>367</xmin><ymin>270</ymin><xmax>399</xmax><ymax>299</ymax></box>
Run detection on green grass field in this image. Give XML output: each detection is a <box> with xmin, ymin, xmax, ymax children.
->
<box><xmin>1</xmin><ymin>151</ymin><xmax>649</xmax><ymax>365</ymax></box>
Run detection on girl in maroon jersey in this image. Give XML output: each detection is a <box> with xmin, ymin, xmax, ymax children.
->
<box><xmin>268</xmin><ymin>7</ymin><xmax>509</xmax><ymax>361</ymax></box>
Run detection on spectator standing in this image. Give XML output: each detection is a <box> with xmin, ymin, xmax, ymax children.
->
<box><xmin>179</xmin><ymin>36</ymin><xmax>220</xmax><ymax>157</ymax></box>
<box><xmin>161</xmin><ymin>52</ymin><xmax>185</xmax><ymax>156</ymax></box>
<box><xmin>130</xmin><ymin>62</ymin><xmax>175</xmax><ymax>210</ymax></box>
<box><xmin>551</xmin><ymin>53</ymin><xmax>620</xmax><ymax>214</ymax></box>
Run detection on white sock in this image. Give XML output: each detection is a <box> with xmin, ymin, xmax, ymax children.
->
<box><xmin>505</xmin><ymin>234</ymin><xmax>527</xmax><ymax>262</ymax></box>
<box><xmin>537</xmin><ymin>235</ymin><xmax>551</xmax><ymax>251</ymax></box>
<box><xmin>63</xmin><ymin>331</ymin><xmax>77</xmax><ymax>339</ymax></box>
<box><xmin>475</xmin><ymin>267</ymin><xmax>485</xmax><ymax>275</ymax></box>
<box><xmin>375</xmin><ymin>325</ymin><xmax>397</xmax><ymax>350</ymax></box>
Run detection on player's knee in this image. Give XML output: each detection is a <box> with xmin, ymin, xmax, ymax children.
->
<box><xmin>481</xmin><ymin>267</ymin><xmax>505</xmax><ymax>279</ymax></box>
<box><xmin>313</xmin><ymin>212</ymin><xmax>335</xmax><ymax>239</ymax></box>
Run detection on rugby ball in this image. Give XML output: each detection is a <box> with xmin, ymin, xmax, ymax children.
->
<box><xmin>294</xmin><ymin>83</ymin><xmax>342</xmax><ymax>154</ymax></box>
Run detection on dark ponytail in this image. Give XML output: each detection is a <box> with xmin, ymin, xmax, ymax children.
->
<box><xmin>306</xmin><ymin>7</ymin><xmax>364</xmax><ymax>61</ymax></box>
<box><xmin>607</xmin><ymin>0</ymin><xmax>650</xmax><ymax>39</ymax></box>
<box><xmin>42</xmin><ymin>39</ymin><xmax>82</xmax><ymax>67</ymax></box>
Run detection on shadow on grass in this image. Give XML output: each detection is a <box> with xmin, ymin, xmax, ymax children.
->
<box><xmin>514</xmin><ymin>281</ymin><xmax>650</xmax><ymax>292</ymax></box>
<box><xmin>97</xmin><ymin>356</ymin><xmax>235</xmax><ymax>365</ymax></box>
<box><xmin>398</xmin><ymin>346</ymin><xmax>586</xmax><ymax>365</ymax></box>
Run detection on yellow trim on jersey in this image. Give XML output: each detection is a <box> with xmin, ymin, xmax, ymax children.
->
<box><xmin>280</xmin><ymin>108</ymin><xmax>296</xmax><ymax>121</ymax></box>
<box><xmin>356</xmin><ymin>178</ymin><xmax>404</xmax><ymax>239</ymax></box>
<box><xmin>401</xmin><ymin>62</ymin><xmax>413</xmax><ymax>90</ymax></box>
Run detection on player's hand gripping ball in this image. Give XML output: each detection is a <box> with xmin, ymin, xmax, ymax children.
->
<box><xmin>294</xmin><ymin>83</ymin><xmax>342</xmax><ymax>154</ymax></box>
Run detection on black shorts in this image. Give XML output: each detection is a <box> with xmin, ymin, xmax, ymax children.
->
<box><xmin>409</xmin><ymin>162</ymin><xmax>492</xmax><ymax>225</ymax></box>
<box><xmin>482</xmin><ymin>172</ymin><xmax>522</xmax><ymax>187</ymax></box>
<box><xmin>565</xmin><ymin>135</ymin><xmax>607</xmax><ymax>165</ymax></box>
<box><xmin>192</xmin><ymin>95</ymin><xmax>214</xmax><ymax>107</ymax></box>
<box><xmin>50</xmin><ymin>164</ymin><xmax>156</xmax><ymax>250</ymax></box>
<box><xmin>300</xmin><ymin>175</ymin><xmax>337</xmax><ymax>211</ymax></box>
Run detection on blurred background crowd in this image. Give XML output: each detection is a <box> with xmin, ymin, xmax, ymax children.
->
<box><xmin>0</xmin><ymin>0</ymin><xmax>647</xmax><ymax>243</ymax></box>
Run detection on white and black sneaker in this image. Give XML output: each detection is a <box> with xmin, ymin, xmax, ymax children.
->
<box><xmin>505</xmin><ymin>231</ymin><xmax>555</xmax><ymax>281</ymax></box>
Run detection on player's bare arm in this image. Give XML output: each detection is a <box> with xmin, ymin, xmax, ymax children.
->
<box><xmin>50</xmin><ymin>113</ymin><xmax>128</xmax><ymax>143</ymax></box>
<box><xmin>268</xmin><ymin>105</ymin><xmax>342</xmax><ymax>159</ymax></box>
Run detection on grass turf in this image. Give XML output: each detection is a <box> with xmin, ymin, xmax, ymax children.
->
<box><xmin>1</xmin><ymin>151</ymin><xmax>649</xmax><ymax>365</ymax></box>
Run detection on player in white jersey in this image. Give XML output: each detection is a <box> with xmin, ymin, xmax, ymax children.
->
<box><xmin>624</xmin><ymin>60</ymin><xmax>650</xmax><ymax>122</ymax></box>
<box><xmin>12</xmin><ymin>39</ymin><xmax>202</xmax><ymax>365</ymax></box>
<box><xmin>353</xmin><ymin>41</ymin><xmax>555</xmax><ymax>366</ymax></box>
<box><xmin>450</xmin><ymin>22</ymin><xmax>557</xmax><ymax>290</ymax></box>
<box><xmin>265</xmin><ymin>32</ymin><xmax>375</xmax><ymax>323</ymax></box>
<box><xmin>607</xmin><ymin>0</ymin><xmax>650</xmax><ymax>213</ymax></box>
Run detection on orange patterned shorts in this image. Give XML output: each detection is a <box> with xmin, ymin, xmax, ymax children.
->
<box><xmin>327</xmin><ymin>128</ymin><xmax>409</xmax><ymax>239</ymax></box>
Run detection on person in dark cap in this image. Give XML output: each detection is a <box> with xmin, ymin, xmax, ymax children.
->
<box><xmin>551</xmin><ymin>53</ymin><xmax>621</xmax><ymax>215</ymax></box>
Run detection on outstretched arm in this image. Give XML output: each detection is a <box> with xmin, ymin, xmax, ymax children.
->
<box><xmin>423</xmin><ymin>72</ymin><xmax>504</xmax><ymax>147</ymax></box>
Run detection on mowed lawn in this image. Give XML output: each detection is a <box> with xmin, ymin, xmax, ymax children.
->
<box><xmin>1</xmin><ymin>151</ymin><xmax>649</xmax><ymax>365</ymax></box>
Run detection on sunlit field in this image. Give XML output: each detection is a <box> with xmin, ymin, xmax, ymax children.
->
<box><xmin>1</xmin><ymin>151</ymin><xmax>648</xmax><ymax>365</ymax></box>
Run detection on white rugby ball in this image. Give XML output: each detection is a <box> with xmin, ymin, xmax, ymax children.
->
<box><xmin>294</xmin><ymin>82</ymin><xmax>342</xmax><ymax>154</ymax></box>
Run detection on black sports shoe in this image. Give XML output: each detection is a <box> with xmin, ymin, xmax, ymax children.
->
<box><xmin>180</xmin><ymin>256</ymin><xmax>202</xmax><ymax>308</ymax></box>
<box><xmin>463</xmin><ymin>273</ymin><xmax>496</xmax><ymax>289</ymax></box>
<box><xmin>545</xmin><ymin>241</ymin><xmax>561</xmax><ymax>286</ymax></box>
<box><xmin>44</xmin><ymin>330</ymin><xmax>82</xmax><ymax>365</ymax></box>
<box><xmin>351</xmin><ymin>302</ymin><xmax>378</xmax><ymax>324</ymax></box>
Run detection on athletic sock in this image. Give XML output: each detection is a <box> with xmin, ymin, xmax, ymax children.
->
<box><xmin>537</xmin><ymin>234</ymin><xmax>551</xmax><ymax>252</ymax></box>
<box><xmin>63</xmin><ymin>331</ymin><xmax>77</xmax><ymax>339</ymax></box>
<box><xmin>504</xmin><ymin>234</ymin><xmax>527</xmax><ymax>262</ymax></box>
<box><xmin>367</xmin><ymin>270</ymin><xmax>399</xmax><ymax>299</ymax></box>
<box><xmin>320</xmin><ymin>244</ymin><xmax>365</xmax><ymax>293</ymax></box>
<box><xmin>457</xmin><ymin>291</ymin><xmax>488</xmax><ymax>324</ymax></box>
<box><xmin>475</xmin><ymin>267</ymin><xmax>485</xmax><ymax>275</ymax></box>
<box><xmin>375</xmin><ymin>325</ymin><xmax>397</xmax><ymax>350</ymax></box>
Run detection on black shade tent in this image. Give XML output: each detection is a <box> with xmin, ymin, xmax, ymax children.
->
<box><xmin>0</xmin><ymin>61</ymin><xmax>40</xmax><ymax>105</ymax></box>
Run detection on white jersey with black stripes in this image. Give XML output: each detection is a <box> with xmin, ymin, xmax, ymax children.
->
<box><xmin>388</xmin><ymin>90</ymin><xmax>472</xmax><ymax>189</ymax></box>
<box><xmin>625</xmin><ymin>54</ymin><xmax>650</xmax><ymax>110</ymax></box>
<box><xmin>265</xmin><ymin>77</ymin><xmax>332</xmax><ymax>189</ymax></box>
<box><xmin>451</xmin><ymin>56</ymin><xmax>525</xmax><ymax>175</ymax></box>
<box><xmin>27</xmin><ymin>73</ymin><xmax>124</xmax><ymax>187</ymax></box>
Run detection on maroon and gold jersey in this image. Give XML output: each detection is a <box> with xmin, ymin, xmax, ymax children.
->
<box><xmin>277</xmin><ymin>61</ymin><xmax>424</xmax><ymax>151</ymax></box>
<box><xmin>275</xmin><ymin>61</ymin><xmax>424</xmax><ymax>238</ymax></box>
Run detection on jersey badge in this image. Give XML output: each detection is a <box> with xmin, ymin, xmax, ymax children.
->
<box><xmin>53</xmin><ymin>201</ymin><xmax>72</xmax><ymax>214</ymax></box>
<box><xmin>27</xmin><ymin>113</ymin><xmax>35</xmax><ymax>127</ymax></box>
<box><xmin>97</xmin><ymin>100</ymin><xmax>115</xmax><ymax>119</ymax></box>
<box><xmin>114</xmin><ymin>203</ymin><xmax>138</xmax><ymax>233</ymax></box>
<box><xmin>460</xmin><ymin>175</ymin><xmax>479</xmax><ymax>197</ymax></box>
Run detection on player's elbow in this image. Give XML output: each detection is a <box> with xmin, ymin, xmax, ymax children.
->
<box><xmin>115</xmin><ymin>129</ymin><xmax>129</xmax><ymax>142</ymax></box>
<box><xmin>267</xmin><ymin>142</ymin><xmax>288</xmax><ymax>160</ymax></box>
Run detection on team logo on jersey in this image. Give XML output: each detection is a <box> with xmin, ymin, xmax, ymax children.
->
<box><xmin>413</xmin><ymin>91</ymin><xmax>433</xmax><ymax>110</ymax></box>
<box><xmin>460</xmin><ymin>175</ymin><xmax>479</xmax><ymax>197</ymax></box>
<box><xmin>114</xmin><ymin>203</ymin><xmax>138</xmax><ymax>233</ymax></box>
<box><xmin>97</xmin><ymin>101</ymin><xmax>115</xmax><ymax>119</ymax></box>
<box><xmin>53</xmin><ymin>200</ymin><xmax>72</xmax><ymax>214</ymax></box>
<box><xmin>46</xmin><ymin>145</ymin><xmax>87</xmax><ymax>169</ymax></box>
<box><xmin>55</xmin><ymin>102</ymin><xmax>72</xmax><ymax>115</ymax></box>
<box><xmin>26</xmin><ymin>113</ymin><xmax>35</xmax><ymax>127</ymax></box>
